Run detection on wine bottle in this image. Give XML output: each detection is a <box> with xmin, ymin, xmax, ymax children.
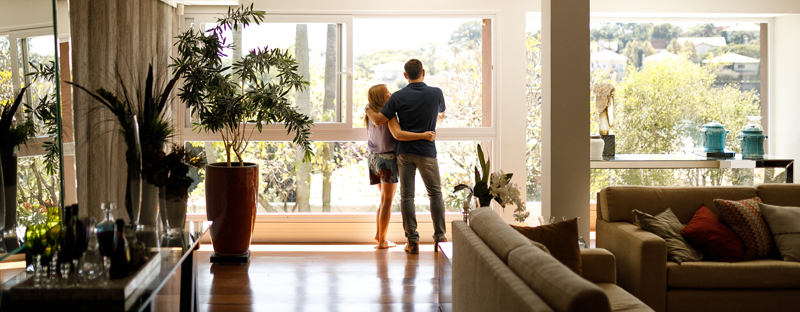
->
<box><xmin>109</xmin><ymin>219</ymin><xmax>130</xmax><ymax>279</ymax></box>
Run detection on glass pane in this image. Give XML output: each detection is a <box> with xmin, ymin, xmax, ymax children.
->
<box><xmin>203</xmin><ymin>22</ymin><xmax>342</xmax><ymax>123</ymax></box>
<box><xmin>185</xmin><ymin>141</ymin><xmax>481</xmax><ymax>214</ymax></box>
<box><xmin>525</xmin><ymin>17</ymin><xmax>542</xmax><ymax>202</ymax></box>
<box><xmin>0</xmin><ymin>36</ymin><xmax>11</xmax><ymax>99</ymax></box>
<box><xmin>24</xmin><ymin>35</ymin><xmax>57</xmax><ymax>136</ymax></box>
<box><xmin>588</xmin><ymin>22</ymin><xmax>761</xmax><ymax>196</ymax></box>
<box><xmin>17</xmin><ymin>155</ymin><xmax>61</xmax><ymax>228</ymax></box>
<box><xmin>353</xmin><ymin>18</ymin><xmax>487</xmax><ymax>128</ymax></box>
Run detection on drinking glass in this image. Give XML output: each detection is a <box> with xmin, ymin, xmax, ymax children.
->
<box><xmin>24</xmin><ymin>224</ymin><xmax>47</xmax><ymax>287</ymax></box>
<box><xmin>537</xmin><ymin>216</ymin><xmax>556</xmax><ymax>226</ymax></box>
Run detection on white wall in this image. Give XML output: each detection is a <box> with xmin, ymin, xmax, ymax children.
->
<box><xmin>0</xmin><ymin>0</ymin><xmax>52</xmax><ymax>32</ymax></box>
<box><xmin>771</xmin><ymin>15</ymin><xmax>800</xmax><ymax>180</ymax></box>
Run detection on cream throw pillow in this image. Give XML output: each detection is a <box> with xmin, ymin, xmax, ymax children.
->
<box><xmin>758</xmin><ymin>203</ymin><xmax>800</xmax><ymax>262</ymax></box>
<box><xmin>633</xmin><ymin>208</ymin><xmax>703</xmax><ymax>264</ymax></box>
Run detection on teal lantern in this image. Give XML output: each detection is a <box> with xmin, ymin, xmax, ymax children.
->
<box><xmin>700</xmin><ymin>121</ymin><xmax>729</xmax><ymax>153</ymax></box>
<box><xmin>738</xmin><ymin>118</ymin><xmax>767</xmax><ymax>159</ymax></box>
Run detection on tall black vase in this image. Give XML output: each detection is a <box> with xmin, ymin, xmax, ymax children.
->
<box><xmin>0</xmin><ymin>146</ymin><xmax>18</xmax><ymax>250</ymax></box>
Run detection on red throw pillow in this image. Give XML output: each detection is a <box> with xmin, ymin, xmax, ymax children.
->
<box><xmin>681</xmin><ymin>205</ymin><xmax>744</xmax><ymax>262</ymax></box>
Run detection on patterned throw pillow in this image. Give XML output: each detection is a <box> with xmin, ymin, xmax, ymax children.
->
<box><xmin>633</xmin><ymin>208</ymin><xmax>703</xmax><ymax>264</ymax></box>
<box><xmin>713</xmin><ymin>197</ymin><xmax>773</xmax><ymax>261</ymax></box>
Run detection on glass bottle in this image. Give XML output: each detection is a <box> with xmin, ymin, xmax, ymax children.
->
<box><xmin>96</xmin><ymin>203</ymin><xmax>116</xmax><ymax>284</ymax></box>
<box><xmin>58</xmin><ymin>205</ymin><xmax>75</xmax><ymax>287</ymax></box>
<box><xmin>110</xmin><ymin>219</ymin><xmax>130</xmax><ymax>279</ymax></box>
<box><xmin>80</xmin><ymin>218</ymin><xmax>102</xmax><ymax>286</ymax></box>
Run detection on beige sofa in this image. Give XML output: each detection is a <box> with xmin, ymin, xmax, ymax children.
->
<box><xmin>596</xmin><ymin>184</ymin><xmax>800</xmax><ymax>312</ymax></box>
<box><xmin>453</xmin><ymin>207</ymin><xmax>653</xmax><ymax>312</ymax></box>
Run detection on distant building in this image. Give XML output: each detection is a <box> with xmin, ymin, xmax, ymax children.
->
<box><xmin>371</xmin><ymin>61</ymin><xmax>406</xmax><ymax>82</ymax></box>
<box><xmin>643</xmin><ymin>51</ymin><xmax>681</xmax><ymax>67</ymax></box>
<box><xmin>650</xmin><ymin>39</ymin><xmax>667</xmax><ymax>52</ymax></box>
<box><xmin>590</xmin><ymin>50</ymin><xmax>628</xmax><ymax>82</ymax></box>
<box><xmin>703</xmin><ymin>52</ymin><xmax>760</xmax><ymax>81</ymax></box>
<box><xmin>593</xmin><ymin>40</ymin><xmax>619</xmax><ymax>52</ymax></box>
<box><xmin>677</xmin><ymin>37</ymin><xmax>727</xmax><ymax>54</ymax></box>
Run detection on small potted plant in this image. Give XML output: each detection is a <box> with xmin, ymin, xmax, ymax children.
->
<box><xmin>170</xmin><ymin>4</ymin><xmax>314</xmax><ymax>259</ymax></box>
<box><xmin>454</xmin><ymin>144</ymin><xmax>529</xmax><ymax>223</ymax></box>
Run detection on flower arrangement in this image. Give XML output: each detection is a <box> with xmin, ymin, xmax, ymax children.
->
<box><xmin>454</xmin><ymin>144</ymin><xmax>529</xmax><ymax>222</ymax></box>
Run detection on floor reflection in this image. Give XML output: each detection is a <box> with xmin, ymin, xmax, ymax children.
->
<box><xmin>197</xmin><ymin>245</ymin><xmax>446</xmax><ymax>312</ymax></box>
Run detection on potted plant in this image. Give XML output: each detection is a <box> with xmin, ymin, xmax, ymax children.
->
<box><xmin>0</xmin><ymin>87</ymin><xmax>35</xmax><ymax>248</ymax></box>
<box><xmin>149</xmin><ymin>144</ymin><xmax>204</xmax><ymax>237</ymax></box>
<box><xmin>454</xmin><ymin>144</ymin><xmax>529</xmax><ymax>223</ymax></box>
<box><xmin>70</xmin><ymin>64</ymin><xmax>185</xmax><ymax>230</ymax></box>
<box><xmin>171</xmin><ymin>4</ymin><xmax>313</xmax><ymax>258</ymax></box>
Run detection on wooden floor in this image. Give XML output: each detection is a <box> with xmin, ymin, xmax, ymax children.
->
<box><xmin>197</xmin><ymin>244</ymin><xmax>452</xmax><ymax>312</ymax></box>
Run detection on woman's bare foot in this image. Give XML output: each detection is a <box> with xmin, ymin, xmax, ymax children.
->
<box><xmin>375</xmin><ymin>240</ymin><xmax>397</xmax><ymax>249</ymax></box>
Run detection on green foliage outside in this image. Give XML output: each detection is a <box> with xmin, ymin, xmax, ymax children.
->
<box><xmin>590</xmin><ymin>55</ymin><xmax>760</xmax><ymax>198</ymax></box>
<box><xmin>527</xmin><ymin>22</ymin><xmax>767</xmax><ymax>202</ymax></box>
<box><xmin>1</xmin><ymin>36</ymin><xmax>61</xmax><ymax>229</ymax></box>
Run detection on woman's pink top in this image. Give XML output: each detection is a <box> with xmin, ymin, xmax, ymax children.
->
<box><xmin>367</xmin><ymin>120</ymin><xmax>397</xmax><ymax>154</ymax></box>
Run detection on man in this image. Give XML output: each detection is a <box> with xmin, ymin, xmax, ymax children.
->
<box><xmin>365</xmin><ymin>59</ymin><xmax>446</xmax><ymax>254</ymax></box>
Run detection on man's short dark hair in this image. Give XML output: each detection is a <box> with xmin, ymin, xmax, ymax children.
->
<box><xmin>404</xmin><ymin>59</ymin><xmax>423</xmax><ymax>80</ymax></box>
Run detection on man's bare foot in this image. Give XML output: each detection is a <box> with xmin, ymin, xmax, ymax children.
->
<box><xmin>375</xmin><ymin>240</ymin><xmax>397</xmax><ymax>249</ymax></box>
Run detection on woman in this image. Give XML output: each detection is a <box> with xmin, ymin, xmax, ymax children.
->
<box><xmin>364</xmin><ymin>84</ymin><xmax>435</xmax><ymax>249</ymax></box>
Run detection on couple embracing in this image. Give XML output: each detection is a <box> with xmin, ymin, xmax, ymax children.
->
<box><xmin>364</xmin><ymin>59</ymin><xmax>447</xmax><ymax>254</ymax></box>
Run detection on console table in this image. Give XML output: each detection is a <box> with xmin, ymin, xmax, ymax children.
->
<box><xmin>591</xmin><ymin>154</ymin><xmax>793</xmax><ymax>183</ymax></box>
<box><xmin>0</xmin><ymin>221</ymin><xmax>211</xmax><ymax>312</ymax></box>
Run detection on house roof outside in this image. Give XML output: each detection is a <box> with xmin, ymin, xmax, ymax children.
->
<box><xmin>678</xmin><ymin>37</ymin><xmax>728</xmax><ymax>47</ymax></box>
<box><xmin>372</xmin><ymin>61</ymin><xmax>406</xmax><ymax>71</ymax></box>
<box><xmin>643</xmin><ymin>51</ymin><xmax>681</xmax><ymax>64</ymax></box>
<box><xmin>650</xmin><ymin>39</ymin><xmax>667</xmax><ymax>50</ymax></box>
<box><xmin>591</xmin><ymin>50</ymin><xmax>628</xmax><ymax>62</ymax></box>
<box><xmin>703</xmin><ymin>52</ymin><xmax>760</xmax><ymax>64</ymax></box>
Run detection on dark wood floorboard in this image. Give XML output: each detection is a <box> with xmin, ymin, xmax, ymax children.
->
<box><xmin>196</xmin><ymin>245</ymin><xmax>451</xmax><ymax>312</ymax></box>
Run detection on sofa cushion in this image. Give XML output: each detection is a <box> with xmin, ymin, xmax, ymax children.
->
<box><xmin>681</xmin><ymin>205</ymin><xmax>744</xmax><ymax>262</ymax></box>
<box><xmin>511</xmin><ymin>218</ymin><xmax>582</xmax><ymax>275</ymax></box>
<box><xmin>599</xmin><ymin>186</ymin><xmax>758</xmax><ymax>224</ymax></box>
<box><xmin>452</xmin><ymin>220</ymin><xmax>554</xmax><ymax>312</ymax></box>
<box><xmin>714</xmin><ymin>197</ymin><xmax>773</xmax><ymax>260</ymax></box>
<box><xmin>468</xmin><ymin>207</ymin><xmax>531</xmax><ymax>263</ymax></box>
<box><xmin>508</xmin><ymin>245</ymin><xmax>611</xmax><ymax>312</ymax></box>
<box><xmin>595</xmin><ymin>283</ymin><xmax>655</xmax><ymax>312</ymax></box>
<box><xmin>756</xmin><ymin>184</ymin><xmax>800</xmax><ymax>207</ymax></box>
<box><xmin>666</xmin><ymin>259</ymin><xmax>800</xmax><ymax>289</ymax></box>
<box><xmin>633</xmin><ymin>208</ymin><xmax>703</xmax><ymax>263</ymax></box>
<box><xmin>759</xmin><ymin>203</ymin><xmax>800</xmax><ymax>262</ymax></box>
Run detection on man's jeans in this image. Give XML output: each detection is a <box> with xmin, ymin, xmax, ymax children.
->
<box><xmin>397</xmin><ymin>153</ymin><xmax>446</xmax><ymax>243</ymax></box>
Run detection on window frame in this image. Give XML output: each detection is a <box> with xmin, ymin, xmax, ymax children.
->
<box><xmin>177</xmin><ymin>12</ymin><xmax>499</xmax><ymax>236</ymax></box>
<box><xmin>1</xmin><ymin>26</ymin><xmax>59</xmax><ymax>158</ymax></box>
<box><xmin>178</xmin><ymin>13</ymin><xmax>497</xmax><ymax>144</ymax></box>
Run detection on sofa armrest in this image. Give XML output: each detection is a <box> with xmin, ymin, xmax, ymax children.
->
<box><xmin>580</xmin><ymin>248</ymin><xmax>616</xmax><ymax>284</ymax></box>
<box><xmin>596</xmin><ymin>219</ymin><xmax>667</xmax><ymax>312</ymax></box>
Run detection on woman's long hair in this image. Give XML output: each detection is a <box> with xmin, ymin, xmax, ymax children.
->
<box><xmin>365</xmin><ymin>84</ymin><xmax>388</xmax><ymax>129</ymax></box>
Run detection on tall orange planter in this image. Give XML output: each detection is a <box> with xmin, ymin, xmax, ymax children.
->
<box><xmin>205</xmin><ymin>162</ymin><xmax>258</xmax><ymax>256</ymax></box>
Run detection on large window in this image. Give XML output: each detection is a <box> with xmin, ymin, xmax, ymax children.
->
<box><xmin>0</xmin><ymin>30</ymin><xmax>61</xmax><ymax>228</ymax></box>
<box><xmin>587</xmin><ymin>21</ymin><xmax>770</xmax><ymax>198</ymax></box>
<box><xmin>181</xmin><ymin>15</ymin><xmax>495</xmax><ymax>215</ymax></box>
<box><xmin>525</xmin><ymin>18</ymin><xmax>775</xmax><ymax>204</ymax></box>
